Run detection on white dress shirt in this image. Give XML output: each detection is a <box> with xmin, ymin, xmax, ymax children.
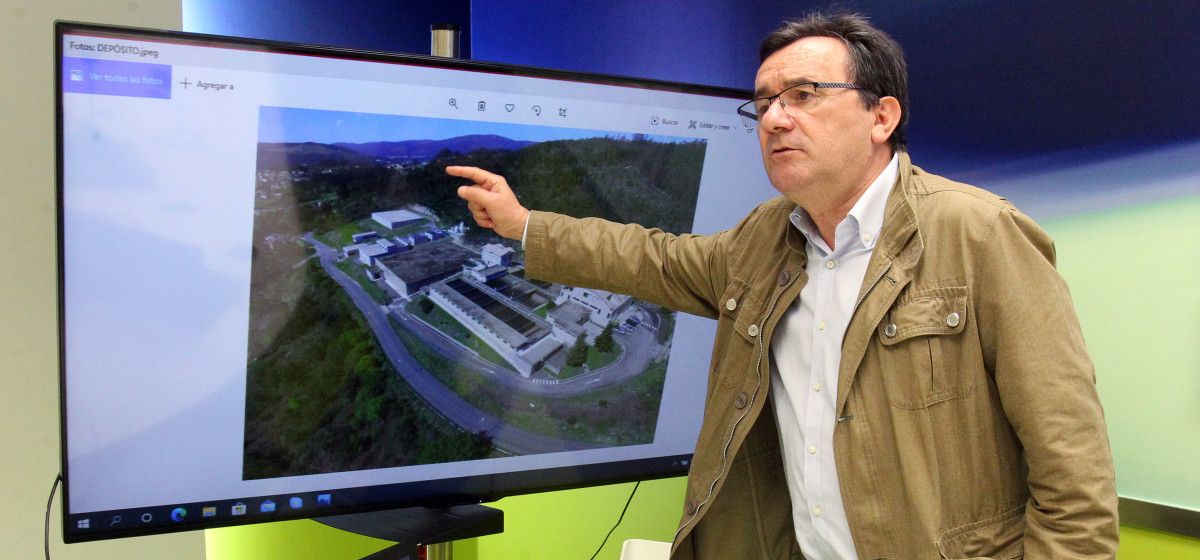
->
<box><xmin>770</xmin><ymin>154</ymin><xmax>898</xmax><ymax>559</ymax></box>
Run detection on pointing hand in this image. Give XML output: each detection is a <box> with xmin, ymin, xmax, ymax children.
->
<box><xmin>447</xmin><ymin>166</ymin><xmax>530</xmax><ymax>240</ymax></box>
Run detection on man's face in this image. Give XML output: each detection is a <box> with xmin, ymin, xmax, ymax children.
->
<box><xmin>755</xmin><ymin>37</ymin><xmax>880</xmax><ymax>206</ymax></box>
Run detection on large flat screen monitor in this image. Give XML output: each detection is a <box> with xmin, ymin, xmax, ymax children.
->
<box><xmin>57</xmin><ymin>21</ymin><xmax>768</xmax><ymax>542</ymax></box>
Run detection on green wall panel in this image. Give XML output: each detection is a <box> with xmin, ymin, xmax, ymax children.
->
<box><xmin>1042</xmin><ymin>195</ymin><xmax>1200</xmax><ymax>511</ymax></box>
<box><xmin>470</xmin><ymin>477</ymin><xmax>685</xmax><ymax>560</ymax></box>
<box><xmin>1118</xmin><ymin>526</ymin><xmax>1200</xmax><ymax>559</ymax></box>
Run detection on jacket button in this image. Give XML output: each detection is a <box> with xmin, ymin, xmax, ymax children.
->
<box><xmin>734</xmin><ymin>392</ymin><xmax>748</xmax><ymax>409</ymax></box>
<box><xmin>883</xmin><ymin>323</ymin><xmax>897</xmax><ymax>337</ymax></box>
<box><xmin>725</xmin><ymin>298</ymin><xmax>737</xmax><ymax>311</ymax></box>
<box><xmin>747</xmin><ymin>324</ymin><xmax>759</xmax><ymax>337</ymax></box>
<box><xmin>946</xmin><ymin>312</ymin><xmax>961</xmax><ymax>327</ymax></box>
<box><xmin>777</xmin><ymin>270</ymin><xmax>790</xmax><ymax>286</ymax></box>
<box><xmin>686</xmin><ymin>499</ymin><xmax>698</xmax><ymax>515</ymax></box>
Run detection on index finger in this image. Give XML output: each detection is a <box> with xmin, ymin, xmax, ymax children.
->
<box><xmin>445</xmin><ymin>165</ymin><xmax>502</xmax><ymax>185</ymax></box>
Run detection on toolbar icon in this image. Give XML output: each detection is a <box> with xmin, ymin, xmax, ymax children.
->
<box><xmin>231</xmin><ymin>502</ymin><xmax>247</xmax><ymax>516</ymax></box>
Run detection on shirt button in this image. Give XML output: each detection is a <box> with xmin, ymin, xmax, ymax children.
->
<box><xmin>817</xmin><ymin>320</ymin><xmax>826</xmax><ymax>331</ymax></box>
<box><xmin>747</xmin><ymin>324</ymin><xmax>759</xmax><ymax>337</ymax></box>
<box><xmin>812</xmin><ymin>506</ymin><xmax>823</xmax><ymax>517</ymax></box>
<box><xmin>946</xmin><ymin>312</ymin><xmax>961</xmax><ymax>327</ymax></box>
<box><xmin>825</xmin><ymin>259</ymin><xmax>837</xmax><ymax>270</ymax></box>
<box><xmin>883</xmin><ymin>323</ymin><xmax>897</xmax><ymax>337</ymax></box>
<box><xmin>725</xmin><ymin>298</ymin><xmax>737</xmax><ymax>311</ymax></box>
<box><xmin>777</xmin><ymin>270</ymin><xmax>790</xmax><ymax>286</ymax></box>
<box><xmin>862</xmin><ymin>232</ymin><xmax>873</xmax><ymax>243</ymax></box>
<box><xmin>807</xmin><ymin>445</ymin><xmax>817</xmax><ymax>454</ymax></box>
<box><xmin>734</xmin><ymin>392</ymin><xmax>748</xmax><ymax>409</ymax></box>
<box><xmin>813</xmin><ymin>382</ymin><xmax>822</xmax><ymax>392</ymax></box>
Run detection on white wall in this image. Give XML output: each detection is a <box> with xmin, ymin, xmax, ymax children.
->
<box><xmin>0</xmin><ymin>1</ymin><xmax>203</xmax><ymax>558</ymax></box>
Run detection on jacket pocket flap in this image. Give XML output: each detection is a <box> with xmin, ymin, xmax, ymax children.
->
<box><xmin>879</xmin><ymin>285</ymin><xmax>968</xmax><ymax>345</ymax></box>
<box><xmin>936</xmin><ymin>504</ymin><xmax>1024</xmax><ymax>559</ymax></box>
<box><xmin>723</xmin><ymin>278</ymin><xmax>765</xmax><ymax>343</ymax></box>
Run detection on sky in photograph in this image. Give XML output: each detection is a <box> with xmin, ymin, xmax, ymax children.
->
<box><xmin>258</xmin><ymin>106</ymin><xmax>694</xmax><ymax>145</ymax></box>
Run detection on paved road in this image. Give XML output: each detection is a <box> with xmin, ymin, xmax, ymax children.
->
<box><xmin>395</xmin><ymin>304</ymin><xmax>663</xmax><ymax>398</ymax></box>
<box><xmin>302</xmin><ymin>234</ymin><xmax>604</xmax><ymax>454</ymax></box>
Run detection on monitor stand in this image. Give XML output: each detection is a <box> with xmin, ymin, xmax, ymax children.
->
<box><xmin>315</xmin><ymin>504</ymin><xmax>503</xmax><ymax>560</ymax></box>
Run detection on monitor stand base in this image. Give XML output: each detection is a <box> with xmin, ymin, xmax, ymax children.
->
<box><xmin>315</xmin><ymin>504</ymin><xmax>503</xmax><ymax>560</ymax></box>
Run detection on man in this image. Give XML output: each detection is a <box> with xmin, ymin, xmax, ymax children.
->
<box><xmin>448</xmin><ymin>12</ymin><xmax>1118</xmax><ymax>560</ymax></box>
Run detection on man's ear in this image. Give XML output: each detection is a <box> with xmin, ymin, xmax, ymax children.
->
<box><xmin>871</xmin><ymin>96</ymin><xmax>901</xmax><ymax>146</ymax></box>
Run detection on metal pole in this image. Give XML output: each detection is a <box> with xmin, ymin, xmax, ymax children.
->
<box><xmin>430</xmin><ymin>23</ymin><xmax>460</xmax><ymax>58</ymax></box>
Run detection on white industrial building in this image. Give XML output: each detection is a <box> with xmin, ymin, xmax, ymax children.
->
<box><xmin>428</xmin><ymin>277</ymin><xmax>561</xmax><ymax>377</ymax></box>
<box><xmin>358</xmin><ymin>238</ymin><xmax>398</xmax><ymax>266</ymax></box>
<box><xmin>463</xmin><ymin>259</ymin><xmax>509</xmax><ymax>283</ymax></box>
<box><xmin>480</xmin><ymin>243</ymin><xmax>515</xmax><ymax>267</ymax></box>
<box><xmin>546</xmin><ymin>300</ymin><xmax>602</xmax><ymax>345</ymax></box>
<box><xmin>351</xmin><ymin>231</ymin><xmax>379</xmax><ymax>243</ymax></box>
<box><xmin>554</xmin><ymin>287</ymin><xmax>632</xmax><ymax>328</ymax></box>
<box><xmin>342</xmin><ymin>242</ymin><xmax>370</xmax><ymax>258</ymax></box>
<box><xmin>372</xmin><ymin>208</ymin><xmax>426</xmax><ymax>230</ymax></box>
<box><xmin>376</xmin><ymin>240</ymin><xmax>475</xmax><ymax>298</ymax></box>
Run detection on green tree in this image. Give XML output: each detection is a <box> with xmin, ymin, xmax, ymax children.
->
<box><xmin>418</xmin><ymin>297</ymin><xmax>434</xmax><ymax>315</ymax></box>
<box><xmin>594</xmin><ymin>322</ymin><xmax>615</xmax><ymax>353</ymax></box>
<box><xmin>566</xmin><ymin>334</ymin><xmax>589</xmax><ymax>367</ymax></box>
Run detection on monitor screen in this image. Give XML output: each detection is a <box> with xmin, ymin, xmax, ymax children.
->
<box><xmin>57</xmin><ymin>22</ymin><xmax>767</xmax><ymax>542</ymax></box>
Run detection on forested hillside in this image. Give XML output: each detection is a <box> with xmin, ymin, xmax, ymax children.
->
<box><xmin>258</xmin><ymin>135</ymin><xmax>707</xmax><ymax>235</ymax></box>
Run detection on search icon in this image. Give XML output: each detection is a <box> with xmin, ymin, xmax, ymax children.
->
<box><xmin>448</xmin><ymin>98</ymin><xmax>458</xmax><ymax>109</ymax></box>
<box><xmin>110</xmin><ymin>515</ymin><xmax>122</xmax><ymax>527</ymax></box>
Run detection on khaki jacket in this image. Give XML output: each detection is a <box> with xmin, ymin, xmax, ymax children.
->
<box><xmin>524</xmin><ymin>153</ymin><xmax>1118</xmax><ymax>559</ymax></box>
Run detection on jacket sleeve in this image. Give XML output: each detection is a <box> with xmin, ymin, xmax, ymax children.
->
<box><xmin>975</xmin><ymin>206</ymin><xmax>1119</xmax><ymax>558</ymax></box>
<box><xmin>523</xmin><ymin>210</ymin><xmax>733</xmax><ymax>320</ymax></box>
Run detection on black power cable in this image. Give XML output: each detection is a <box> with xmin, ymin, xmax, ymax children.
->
<box><xmin>46</xmin><ymin>473</ymin><xmax>62</xmax><ymax>560</ymax></box>
<box><xmin>588</xmin><ymin>481</ymin><xmax>640</xmax><ymax>560</ymax></box>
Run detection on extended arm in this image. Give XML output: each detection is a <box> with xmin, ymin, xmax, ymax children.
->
<box><xmin>447</xmin><ymin>165</ymin><xmax>735</xmax><ymax>319</ymax></box>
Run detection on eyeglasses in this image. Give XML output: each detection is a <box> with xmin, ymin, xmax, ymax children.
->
<box><xmin>737</xmin><ymin>82</ymin><xmax>868</xmax><ymax>128</ymax></box>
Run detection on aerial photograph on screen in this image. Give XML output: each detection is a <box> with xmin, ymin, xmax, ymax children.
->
<box><xmin>242</xmin><ymin>106</ymin><xmax>707</xmax><ymax>479</ymax></box>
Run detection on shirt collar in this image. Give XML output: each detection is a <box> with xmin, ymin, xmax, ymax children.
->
<box><xmin>789</xmin><ymin>153</ymin><xmax>899</xmax><ymax>253</ymax></box>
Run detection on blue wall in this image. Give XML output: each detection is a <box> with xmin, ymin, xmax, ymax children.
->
<box><xmin>184</xmin><ymin>0</ymin><xmax>471</xmax><ymax>57</ymax></box>
<box><xmin>471</xmin><ymin>1</ymin><xmax>1200</xmax><ymax>176</ymax></box>
<box><xmin>469</xmin><ymin>0</ymin><xmax>793</xmax><ymax>90</ymax></box>
<box><xmin>185</xmin><ymin>0</ymin><xmax>1200</xmax><ymax>173</ymax></box>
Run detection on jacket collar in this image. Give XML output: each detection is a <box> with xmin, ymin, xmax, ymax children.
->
<box><xmin>874</xmin><ymin>151</ymin><xmax>922</xmax><ymax>272</ymax></box>
<box><xmin>836</xmin><ymin>151</ymin><xmax>925</xmax><ymax>416</ymax></box>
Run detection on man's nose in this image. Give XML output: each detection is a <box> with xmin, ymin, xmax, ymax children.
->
<box><xmin>758</xmin><ymin>100</ymin><xmax>793</xmax><ymax>132</ymax></box>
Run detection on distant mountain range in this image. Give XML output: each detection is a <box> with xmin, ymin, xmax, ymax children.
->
<box><xmin>257</xmin><ymin>134</ymin><xmax>535</xmax><ymax>169</ymax></box>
